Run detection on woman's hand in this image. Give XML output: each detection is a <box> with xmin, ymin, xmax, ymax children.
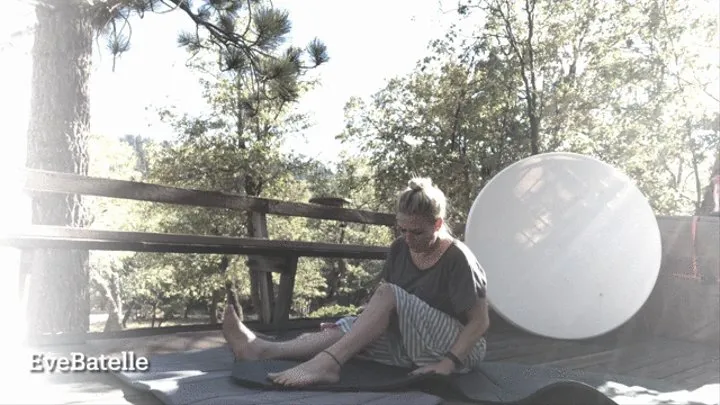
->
<box><xmin>410</xmin><ymin>358</ymin><xmax>455</xmax><ymax>376</ymax></box>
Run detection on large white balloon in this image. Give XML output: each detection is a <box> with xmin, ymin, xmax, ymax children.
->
<box><xmin>465</xmin><ymin>152</ymin><xmax>662</xmax><ymax>340</ymax></box>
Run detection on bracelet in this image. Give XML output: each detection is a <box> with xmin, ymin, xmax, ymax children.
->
<box><xmin>444</xmin><ymin>351</ymin><xmax>464</xmax><ymax>369</ymax></box>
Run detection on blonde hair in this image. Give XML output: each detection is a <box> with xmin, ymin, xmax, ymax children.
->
<box><xmin>396</xmin><ymin>177</ymin><xmax>447</xmax><ymax>222</ymax></box>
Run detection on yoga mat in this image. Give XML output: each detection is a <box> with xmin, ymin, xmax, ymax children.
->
<box><xmin>230</xmin><ymin>358</ymin><xmax>429</xmax><ymax>392</ymax></box>
<box><xmin>113</xmin><ymin>346</ymin><xmax>443</xmax><ymax>405</ymax></box>
<box><xmin>231</xmin><ymin>358</ymin><xmax>719</xmax><ymax>405</ymax></box>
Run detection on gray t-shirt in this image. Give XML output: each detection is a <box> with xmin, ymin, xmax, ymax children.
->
<box><xmin>381</xmin><ymin>236</ymin><xmax>487</xmax><ymax>325</ymax></box>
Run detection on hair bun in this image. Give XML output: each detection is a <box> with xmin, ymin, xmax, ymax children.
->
<box><xmin>408</xmin><ymin>177</ymin><xmax>432</xmax><ymax>192</ymax></box>
<box><xmin>396</xmin><ymin>176</ymin><xmax>447</xmax><ymax>223</ymax></box>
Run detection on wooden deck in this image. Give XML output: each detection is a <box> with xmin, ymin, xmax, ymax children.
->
<box><xmin>5</xmin><ymin>321</ymin><xmax>718</xmax><ymax>405</ymax></box>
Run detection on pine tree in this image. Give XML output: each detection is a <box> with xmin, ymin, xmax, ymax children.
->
<box><xmin>23</xmin><ymin>0</ymin><xmax>327</xmax><ymax>336</ymax></box>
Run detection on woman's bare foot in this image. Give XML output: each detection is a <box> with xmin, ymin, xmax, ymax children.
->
<box><xmin>267</xmin><ymin>351</ymin><xmax>341</xmax><ymax>387</ymax></box>
<box><xmin>222</xmin><ymin>305</ymin><xmax>267</xmax><ymax>360</ymax></box>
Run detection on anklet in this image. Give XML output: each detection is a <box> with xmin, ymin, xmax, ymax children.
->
<box><xmin>321</xmin><ymin>350</ymin><xmax>342</xmax><ymax>368</ymax></box>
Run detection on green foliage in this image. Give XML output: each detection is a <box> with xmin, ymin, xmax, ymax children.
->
<box><xmin>89</xmin><ymin>0</ymin><xmax>328</xmax><ymax>82</ymax></box>
<box><xmin>341</xmin><ymin>0</ymin><xmax>719</xmax><ymax>220</ymax></box>
<box><xmin>309</xmin><ymin>304</ymin><xmax>360</xmax><ymax>318</ymax></box>
<box><xmin>102</xmin><ymin>0</ymin><xmax>332</xmax><ymax>323</ymax></box>
<box><xmin>85</xmin><ymin>0</ymin><xmax>720</xmax><ymax>332</ymax></box>
<box><xmin>84</xmin><ymin>1</ymin><xmax>391</xmax><ymax>324</ymax></box>
<box><xmin>339</xmin><ymin>61</ymin><xmax>528</xmax><ymax>224</ymax></box>
<box><xmin>86</xmin><ymin>133</ymin><xmax>146</xmax><ymax>325</ymax></box>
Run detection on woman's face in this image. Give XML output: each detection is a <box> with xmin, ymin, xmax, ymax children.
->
<box><xmin>396</xmin><ymin>213</ymin><xmax>440</xmax><ymax>252</ymax></box>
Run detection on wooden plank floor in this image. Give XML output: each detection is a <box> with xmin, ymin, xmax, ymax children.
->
<box><xmin>4</xmin><ymin>327</ymin><xmax>718</xmax><ymax>405</ymax></box>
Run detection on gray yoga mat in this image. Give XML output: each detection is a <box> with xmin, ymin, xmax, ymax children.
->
<box><xmin>114</xmin><ymin>346</ymin><xmax>718</xmax><ymax>405</ymax></box>
<box><xmin>113</xmin><ymin>346</ymin><xmax>443</xmax><ymax>405</ymax></box>
<box><xmin>231</xmin><ymin>358</ymin><xmax>718</xmax><ymax>405</ymax></box>
<box><xmin>453</xmin><ymin>361</ymin><xmax>716</xmax><ymax>405</ymax></box>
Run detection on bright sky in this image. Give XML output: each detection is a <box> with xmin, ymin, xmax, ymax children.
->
<box><xmin>1</xmin><ymin>0</ymin><xmax>460</xmax><ymax>168</ymax></box>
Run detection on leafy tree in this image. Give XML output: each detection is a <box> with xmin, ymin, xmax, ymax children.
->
<box><xmin>694</xmin><ymin>114</ymin><xmax>720</xmax><ymax>215</ymax></box>
<box><xmin>339</xmin><ymin>58</ymin><xmax>528</xmax><ymax>226</ymax></box>
<box><xmin>23</xmin><ymin>0</ymin><xmax>95</xmax><ymax>335</ymax></box>
<box><xmin>455</xmin><ymin>0</ymin><xmax>719</xmax><ymax>214</ymax></box>
<box><xmin>120</xmin><ymin>8</ymin><xmax>328</xmax><ymax>321</ymax></box>
<box><xmin>23</xmin><ymin>0</ymin><xmax>327</xmax><ymax>334</ymax></box>
<box><xmin>341</xmin><ymin>0</ymin><xmax>719</xmax><ymax>224</ymax></box>
<box><xmin>85</xmin><ymin>132</ymin><xmax>144</xmax><ymax>331</ymax></box>
<box><xmin>287</xmin><ymin>154</ymin><xmax>395</xmax><ymax>310</ymax></box>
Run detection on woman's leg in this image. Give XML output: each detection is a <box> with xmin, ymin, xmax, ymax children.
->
<box><xmin>335</xmin><ymin>316</ymin><xmax>415</xmax><ymax>369</ymax></box>
<box><xmin>385</xmin><ymin>283</ymin><xmax>486</xmax><ymax>371</ymax></box>
<box><xmin>267</xmin><ymin>282</ymin><xmax>398</xmax><ymax>387</ymax></box>
<box><xmin>222</xmin><ymin>305</ymin><xmax>344</xmax><ymax>361</ymax></box>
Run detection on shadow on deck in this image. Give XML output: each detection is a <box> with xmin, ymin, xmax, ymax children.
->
<box><xmin>7</xmin><ymin>316</ymin><xmax>719</xmax><ymax>405</ymax></box>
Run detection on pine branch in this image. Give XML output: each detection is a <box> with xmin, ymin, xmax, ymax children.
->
<box><xmin>307</xmin><ymin>37</ymin><xmax>329</xmax><ymax>66</ymax></box>
<box><xmin>89</xmin><ymin>0</ymin><xmax>328</xmax><ymax>81</ymax></box>
<box><xmin>239</xmin><ymin>0</ymin><xmax>253</xmax><ymax>39</ymax></box>
<box><xmin>84</xmin><ymin>0</ymin><xmax>329</xmax><ymax>128</ymax></box>
<box><xmin>167</xmin><ymin>0</ymin><xmax>274</xmax><ymax>58</ymax></box>
<box><xmin>155</xmin><ymin>0</ymin><xmax>184</xmax><ymax>14</ymax></box>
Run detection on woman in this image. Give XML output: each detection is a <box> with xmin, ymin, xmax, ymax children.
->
<box><xmin>222</xmin><ymin>177</ymin><xmax>490</xmax><ymax>387</ymax></box>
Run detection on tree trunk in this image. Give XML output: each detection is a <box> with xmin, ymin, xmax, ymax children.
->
<box><xmin>151</xmin><ymin>302</ymin><xmax>157</xmax><ymax>328</ymax></box>
<box><xmin>209</xmin><ymin>289</ymin><xmax>222</xmax><ymax>324</ymax></box>
<box><xmin>92</xmin><ymin>273</ymin><xmax>122</xmax><ymax>332</ymax></box>
<box><xmin>103</xmin><ymin>273</ymin><xmax>122</xmax><ymax>332</ymax></box>
<box><xmin>22</xmin><ymin>0</ymin><xmax>93</xmax><ymax>336</ymax></box>
<box><xmin>697</xmin><ymin>153</ymin><xmax>720</xmax><ymax>215</ymax></box>
<box><xmin>244</xmin><ymin>214</ymin><xmax>262</xmax><ymax>313</ymax></box>
<box><xmin>121</xmin><ymin>301</ymin><xmax>135</xmax><ymax>328</ymax></box>
<box><xmin>321</xmin><ymin>225</ymin><xmax>347</xmax><ymax>306</ymax></box>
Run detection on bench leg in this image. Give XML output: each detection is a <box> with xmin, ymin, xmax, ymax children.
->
<box><xmin>257</xmin><ymin>273</ymin><xmax>274</xmax><ymax>324</ymax></box>
<box><xmin>273</xmin><ymin>256</ymin><xmax>298</xmax><ymax>331</ymax></box>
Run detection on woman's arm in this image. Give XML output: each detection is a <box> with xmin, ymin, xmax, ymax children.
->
<box><xmin>446</xmin><ymin>296</ymin><xmax>490</xmax><ymax>362</ymax></box>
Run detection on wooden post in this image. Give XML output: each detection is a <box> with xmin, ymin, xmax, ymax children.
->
<box><xmin>273</xmin><ymin>255</ymin><xmax>298</xmax><ymax>331</ymax></box>
<box><xmin>308</xmin><ymin>196</ymin><xmax>352</xmax><ymax>305</ymax></box>
<box><xmin>249</xmin><ymin>211</ymin><xmax>274</xmax><ymax>324</ymax></box>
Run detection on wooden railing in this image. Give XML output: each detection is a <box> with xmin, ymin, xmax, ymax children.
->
<box><xmin>3</xmin><ymin>169</ymin><xmax>403</xmax><ymax>337</ymax></box>
<box><xmin>4</xmin><ymin>169</ymin><xmax>718</xmax><ymax>345</ymax></box>
<box><xmin>21</xmin><ymin>169</ymin><xmax>397</xmax><ymax>225</ymax></box>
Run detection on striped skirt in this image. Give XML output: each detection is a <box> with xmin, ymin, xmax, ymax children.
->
<box><xmin>335</xmin><ymin>283</ymin><xmax>486</xmax><ymax>372</ymax></box>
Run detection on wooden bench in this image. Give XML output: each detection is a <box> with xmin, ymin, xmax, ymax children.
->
<box><xmin>0</xmin><ymin>225</ymin><xmax>389</xmax><ymax>259</ymax></box>
<box><xmin>1</xmin><ymin>224</ymin><xmax>388</xmax><ymax>331</ymax></box>
<box><xmin>5</xmin><ymin>169</ymin><xmax>398</xmax><ymax>336</ymax></box>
